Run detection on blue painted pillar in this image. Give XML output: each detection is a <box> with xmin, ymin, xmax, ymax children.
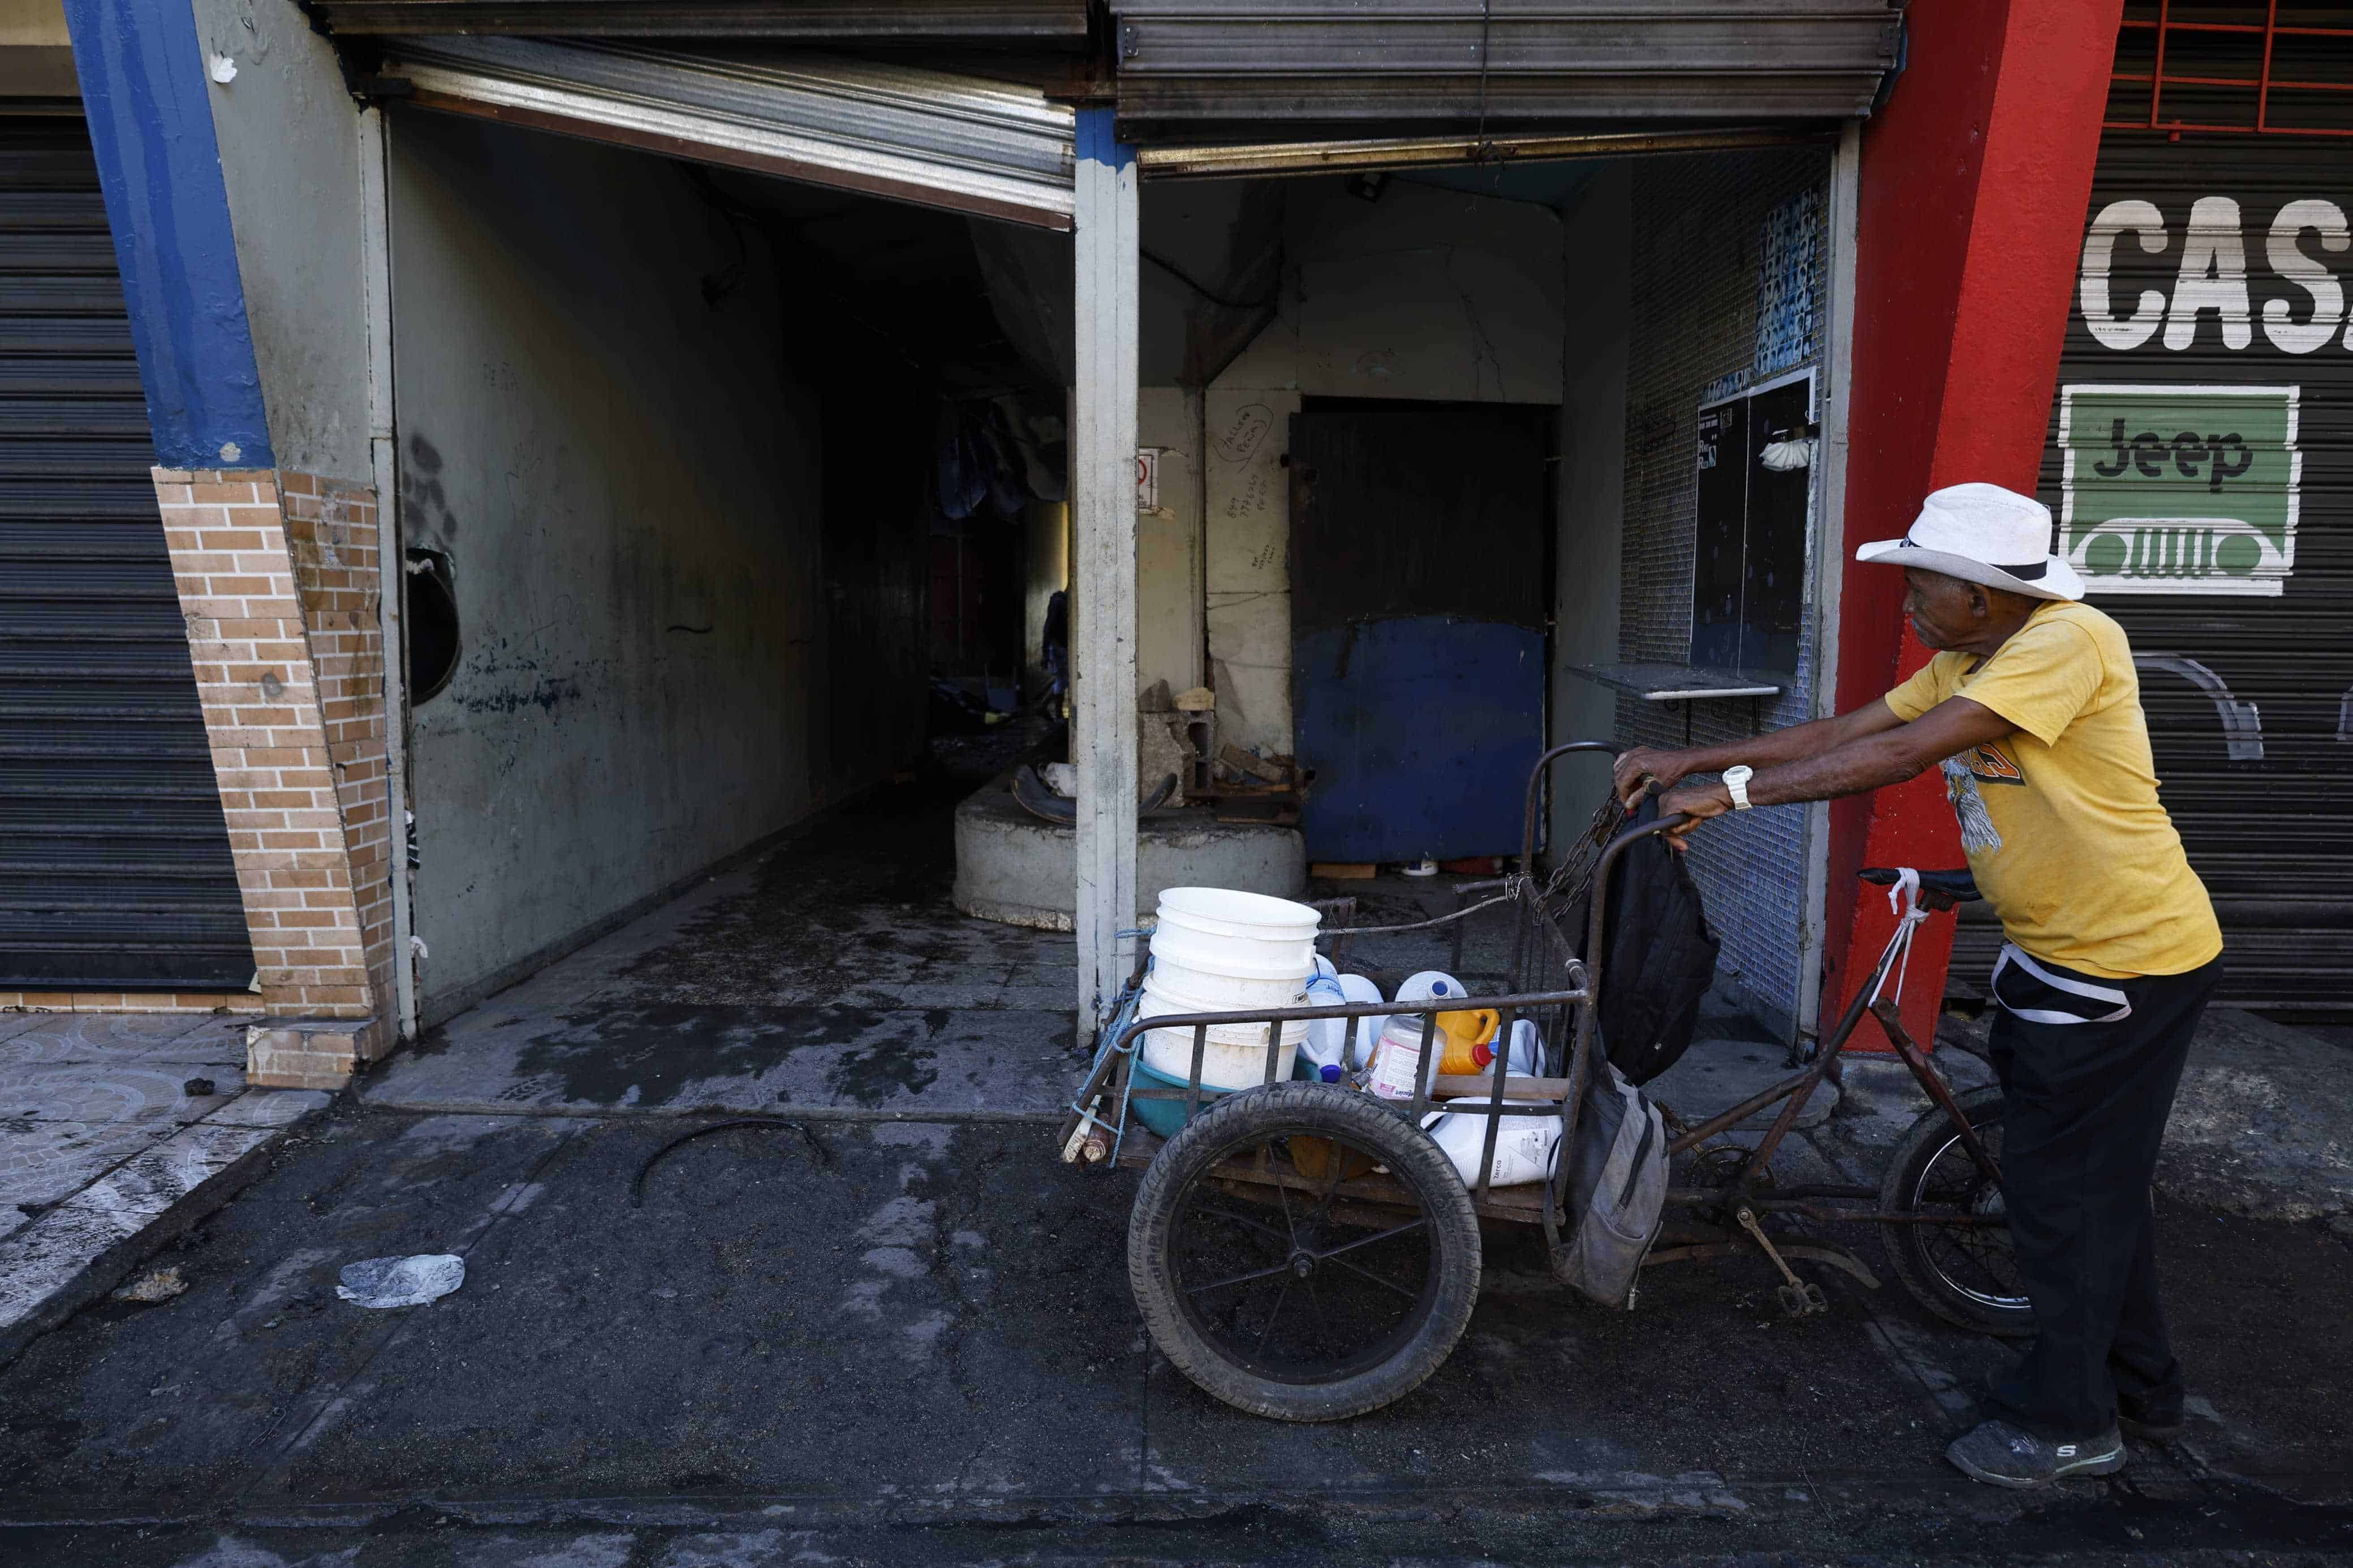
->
<box><xmin>60</xmin><ymin>0</ymin><xmax>274</xmax><ymax>469</ymax></box>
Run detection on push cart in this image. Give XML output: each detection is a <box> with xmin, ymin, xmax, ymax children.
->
<box><xmin>1055</xmin><ymin>741</ymin><xmax>2024</xmax><ymax>1422</ymax></box>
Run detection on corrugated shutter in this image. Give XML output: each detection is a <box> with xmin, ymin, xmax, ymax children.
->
<box><xmin>382</xmin><ymin>37</ymin><xmax>1078</xmax><ymax>230</ymax></box>
<box><xmin>0</xmin><ymin>121</ymin><xmax>254</xmax><ymax>992</ymax></box>
<box><xmin>1953</xmin><ymin>131</ymin><xmax>2353</xmax><ymax>1013</ymax></box>
<box><xmin>312</xmin><ymin>0</ymin><xmax>1091</xmax><ymax>43</ymax></box>
<box><xmin>1109</xmin><ymin>0</ymin><xmax>1903</xmax><ymax>133</ymax></box>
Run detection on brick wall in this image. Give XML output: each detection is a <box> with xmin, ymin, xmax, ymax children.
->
<box><xmin>1619</xmin><ymin>149</ymin><xmax>1834</xmax><ymax>1042</ymax></box>
<box><xmin>152</xmin><ymin>467</ymin><xmax>394</xmax><ymax>1088</ymax></box>
<box><xmin>0</xmin><ymin>991</ymin><xmax>262</xmax><ymax>1014</ymax></box>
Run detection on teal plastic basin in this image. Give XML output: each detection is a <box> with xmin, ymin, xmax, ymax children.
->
<box><xmin>1125</xmin><ymin>1050</ymin><xmax>1321</xmax><ymax>1138</ymax></box>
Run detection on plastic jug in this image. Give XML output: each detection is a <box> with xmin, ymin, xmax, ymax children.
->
<box><xmin>1298</xmin><ymin>974</ymin><xmax>1349</xmax><ymax>1083</ymax></box>
<box><xmin>1497</xmin><ymin>1018</ymin><xmax>1541</xmax><ymax>1077</ymax></box>
<box><xmin>1434</xmin><ymin>1008</ymin><xmax>1501</xmax><ymax>1075</ymax></box>
<box><xmin>1333</xmin><ymin>971</ymin><xmax>1386</xmax><ymax>1070</ymax></box>
<box><xmin>1421</xmin><ymin>1099</ymin><xmax>1561</xmax><ymax>1188</ymax></box>
<box><xmin>1395</xmin><ymin>971</ymin><xmax>1465</xmax><ymax>1006</ymax></box>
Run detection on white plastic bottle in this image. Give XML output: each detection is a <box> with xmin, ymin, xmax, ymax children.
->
<box><xmin>1298</xmin><ymin>974</ymin><xmax>1348</xmax><ymax>1082</ymax></box>
<box><xmin>1334</xmin><ymin>971</ymin><xmax>1386</xmax><ymax>1070</ymax></box>
<box><xmin>1499</xmin><ymin>1018</ymin><xmax>1541</xmax><ymax>1077</ymax></box>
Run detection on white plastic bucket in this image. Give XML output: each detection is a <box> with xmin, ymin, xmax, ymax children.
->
<box><xmin>1145</xmin><ymin>922</ymin><xmax>1316</xmax><ymax>982</ymax></box>
<box><xmin>1137</xmin><ymin>989</ymin><xmax>1305</xmax><ymax>1090</ymax></box>
<box><xmin>1155</xmin><ymin>887</ymin><xmax>1322</xmax><ymax>943</ymax></box>
<box><xmin>1147</xmin><ymin>952</ymin><xmax>1316</xmax><ymax>1005</ymax></box>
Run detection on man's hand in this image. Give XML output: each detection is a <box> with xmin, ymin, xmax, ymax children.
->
<box><xmin>1654</xmin><ymin>781</ymin><xmax>1733</xmax><ymax>848</ymax></box>
<box><xmin>1613</xmin><ymin>746</ymin><xmax>1693</xmax><ymax>806</ymax></box>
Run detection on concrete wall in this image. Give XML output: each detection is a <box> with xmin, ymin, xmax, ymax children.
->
<box><xmin>0</xmin><ymin>0</ymin><xmax>75</xmax><ymax>97</ymax></box>
<box><xmin>0</xmin><ymin>0</ymin><xmax>68</xmax><ymax>44</ymax></box>
<box><xmin>1552</xmin><ymin>165</ymin><xmax>1632</xmax><ymax>842</ymax></box>
<box><xmin>191</xmin><ymin>0</ymin><xmax>370</xmax><ymax>480</ymax></box>
<box><xmin>390</xmin><ymin>113</ymin><xmax>835</xmax><ymax>1021</ymax></box>
<box><xmin>1202</xmin><ymin>177</ymin><xmax>1566</xmax><ymax>757</ymax></box>
<box><xmin>1136</xmin><ymin>386</ymin><xmax>1203</xmax><ymax>698</ymax></box>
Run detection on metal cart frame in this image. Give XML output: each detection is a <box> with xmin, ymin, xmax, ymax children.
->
<box><xmin>1056</xmin><ymin>741</ymin><xmax>2021</xmax><ymax>1419</ymax></box>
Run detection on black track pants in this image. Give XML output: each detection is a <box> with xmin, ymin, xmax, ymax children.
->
<box><xmin>1983</xmin><ymin>952</ymin><xmax>2223</xmax><ymax>1441</ymax></box>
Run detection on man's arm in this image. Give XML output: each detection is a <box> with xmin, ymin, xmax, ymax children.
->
<box><xmin>1654</xmin><ymin>696</ymin><xmax>2018</xmax><ymax>838</ymax></box>
<box><xmin>1613</xmin><ymin>701</ymin><xmax>1906</xmax><ymax>805</ymax></box>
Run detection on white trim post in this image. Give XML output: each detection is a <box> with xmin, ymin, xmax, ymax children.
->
<box><xmin>1071</xmin><ymin>107</ymin><xmax>1140</xmax><ymax>1038</ymax></box>
<box><xmin>1797</xmin><ymin>119</ymin><xmax>1863</xmax><ymax>1048</ymax></box>
<box><xmin>358</xmin><ymin>105</ymin><xmax>417</xmax><ymax>1043</ymax></box>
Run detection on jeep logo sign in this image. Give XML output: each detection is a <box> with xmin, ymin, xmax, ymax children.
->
<box><xmin>2065</xmin><ymin>195</ymin><xmax>2319</xmax><ymax>595</ymax></box>
<box><xmin>2058</xmin><ymin>385</ymin><xmax>2299</xmax><ymax>597</ymax></box>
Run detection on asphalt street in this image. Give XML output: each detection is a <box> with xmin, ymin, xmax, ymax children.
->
<box><xmin>6</xmin><ymin>766</ymin><xmax>2349</xmax><ymax>1567</ymax></box>
<box><xmin>1</xmin><ymin>1096</ymin><xmax>2348</xmax><ymax>1567</ymax></box>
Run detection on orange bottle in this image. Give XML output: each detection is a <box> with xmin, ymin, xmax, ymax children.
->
<box><xmin>1434</xmin><ymin>1008</ymin><xmax>1500</xmax><ymax>1075</ymax></box>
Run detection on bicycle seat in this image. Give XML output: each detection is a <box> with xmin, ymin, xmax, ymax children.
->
<box><xmin>1860</xmin><ymin>866</ymin><xmax>1981</xmax><ymax>904</ymax></box>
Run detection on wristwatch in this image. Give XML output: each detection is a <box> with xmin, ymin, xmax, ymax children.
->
<box><xmin>1723</xmin><ymin>764</ymin><xmax>1756</xmax><ymax>810</ymax></box>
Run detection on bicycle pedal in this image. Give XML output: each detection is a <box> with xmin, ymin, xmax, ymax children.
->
<box><xmin>1777</xmin><ymin>1281</ymin><xmax>1828</xmax><ymax>1318</ymax></box>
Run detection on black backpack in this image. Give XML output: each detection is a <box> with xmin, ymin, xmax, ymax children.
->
<box><xmin>1560</xmin><ymin>795</ymin><xmax>1721</xmax><ymax>1085</ymax></box>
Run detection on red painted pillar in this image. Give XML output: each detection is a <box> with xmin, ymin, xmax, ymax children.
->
<box><xmin>1824</xmin><ymin>0</ymin><xmax>2124</xmax><ymax>1050</ymax></box>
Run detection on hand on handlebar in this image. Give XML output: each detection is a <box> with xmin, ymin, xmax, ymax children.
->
<box><xmin>1653</xmin><ymin>781</ymin><xmax>1732</xmax><ymax>850</ymax></box>
<box><xmin>1612</xmin><ymin>745</ymin><xmax>1691</xmax><ymax>807</ymax></box>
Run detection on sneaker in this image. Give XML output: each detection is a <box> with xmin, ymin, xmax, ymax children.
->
<box><xmin>1946</xmin><ymin>1419</ymin><xmax>2127</xmax><ymax>1489</ymax></box>
<box><xmin>2116</xmin><ymin>1400</ymin><xmax>2185</xmax><ymax>1442</ymax></box>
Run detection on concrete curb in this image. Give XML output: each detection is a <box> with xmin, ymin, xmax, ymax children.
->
<box><xmin>0</xmin><ymin>1096</ymin><xmax>330</xmax><ymax>1371</ymax></box>
<box><xmin>359</xmin><ymin>1097</ymin><xmax>1070</xmax><ymax>1125</ymax></box>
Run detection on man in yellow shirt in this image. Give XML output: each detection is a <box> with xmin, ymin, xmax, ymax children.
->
<box><xmin>1614</xmin><ymin>482</ymin><xmax>2223</xmax><ymax>1489</ymax></box>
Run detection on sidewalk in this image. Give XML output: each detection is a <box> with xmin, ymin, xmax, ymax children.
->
<box><xmin>363</xmin><ymin>835</ymin><xmax>2353</xmax><ymax>1238</ymax></box>
<box><xmin>0</xmin><ymin>1010</ymin><xmax>329</xmax><ymax>1361</ymax></box>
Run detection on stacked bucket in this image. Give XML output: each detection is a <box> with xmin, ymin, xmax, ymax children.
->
<box><xmin>1130</xmin><ymin>888</ymin><xmax>1322</xmax><ymax>1134</ymax></box>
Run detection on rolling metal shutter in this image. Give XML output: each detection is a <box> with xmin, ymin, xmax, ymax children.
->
<box><xmin>0</xmin><ymin>121</ymin><xmax>253</xmax><ymax>992</ymax></box>
<box><xmin>1109</xmin><ymin>0</ymin><xmax>1903</xmax><ymax>134</ymax></box>
<box><xmin>1951</xmin><ymin>132</ymin><xmax>2353</xmax><ymax>1013</ymax></box>
<box><xmin>307</xmin><ymin>0</ymin><xmax>1091</xmax><ymax>43</ymax></box>
<box><xmin>381</xmin><ymin>38</ymin><xmax>1078</xmax><ymax>229</ymax></box>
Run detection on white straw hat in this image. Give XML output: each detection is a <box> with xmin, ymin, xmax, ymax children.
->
<box><xmin>1855</xmin><ymin>482</ymin><xmax>2083</xmax><ymax>602</ymax></box>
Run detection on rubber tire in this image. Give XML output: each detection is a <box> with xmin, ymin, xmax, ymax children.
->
<box><xmin>1127</xmin><ymin>1082</ymin><xmax>1483</xmax><ymax>1422</ymax></box>
<box><xmin>1878</xmin><ymin>1084</ymin><xmax>2036</xmax><ymax>1338</ymax></box>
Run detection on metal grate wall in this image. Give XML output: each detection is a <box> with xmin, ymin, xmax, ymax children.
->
<box><xmin>1617</xmin><ymin>146</ymin><xmax>1834</xmax><ymax>1041</ymax></box>
<box><xmin>1947</xmin><ymin>129</ymin><xmax>2353</xmax><ymax>1012</ymax></box>
<box><xmin>0</xmin><ymin>121</ymin><xmax>253</xmax><ymax>991</ymax></box>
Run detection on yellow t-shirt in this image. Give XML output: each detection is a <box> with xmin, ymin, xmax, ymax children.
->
<box><xmin>1882</xmin><ymin>600</ymin><xmax>2221</xmax><ymax>979</ymax></box>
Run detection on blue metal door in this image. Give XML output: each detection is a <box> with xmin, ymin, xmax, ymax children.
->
<box><xmin>1289</xmin><ymin>408</ymin><xmax>1552</xmax><ymax>863</ymax></box>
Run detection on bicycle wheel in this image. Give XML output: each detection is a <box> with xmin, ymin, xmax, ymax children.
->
<box><xmin>1878</xmin><ymin>1084</ymin><xmax>2034</xmax><ymax>1337</ymax></box>
<box><xmin>1127</xmin><ymin>1082</ymin><xmax>1482</xmax><ymax>1422</ymax></box>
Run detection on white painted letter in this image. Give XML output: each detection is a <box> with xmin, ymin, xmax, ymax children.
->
<box><xmin>2165</xmin><ymin>197</ymin><xmax>2252</xmax><ymax>350</ymax></box>
<box><xmin>2262</xmin><ymin>199</ymin><xmax>2349</xmax><ymax>354</ymax></box>
<box><xmin>2080</xmin><ymin>200</ymin><xmax>2169</xmax><ymax>351</ymax></box>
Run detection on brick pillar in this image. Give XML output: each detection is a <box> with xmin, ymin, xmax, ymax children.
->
<box><xmin>154</xmin><ymin>467</ymin><xmax>395</xmax><ymax>1088</ymax></box>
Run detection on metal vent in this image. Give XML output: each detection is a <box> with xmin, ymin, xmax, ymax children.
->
<box><xmin>1109</xmin><ymin>0</ymin><xmax>1904</xmax><ymax>132</ymax></box>
<box><xmin>313</xmin><ymin>0</ymin><xmax>1091</xmax><ymax>42</ymax></box>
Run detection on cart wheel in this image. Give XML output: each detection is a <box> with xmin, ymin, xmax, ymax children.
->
<box><xmin>1878</xmin><ymin>1085</ymin><xmax>2033</xmax><ymax>1338</ymax></box>
<box><xmin>1127</xmin><ymin>1082</ymin><xmax>1481</xmax><ymax>1422</ymax></box>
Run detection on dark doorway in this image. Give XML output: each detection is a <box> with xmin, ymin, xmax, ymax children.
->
<box><xmin>1288</xmin><ymin>404</ymin><xmax>1554</xmax><ymax>863</ymax></box>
